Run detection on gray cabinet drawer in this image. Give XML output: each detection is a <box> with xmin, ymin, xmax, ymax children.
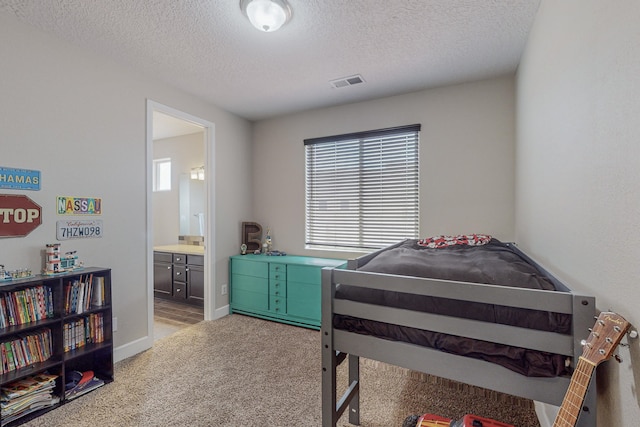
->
<box><xmin>187</xmin><ymin>254</ymin><xmax>204</xmax><ymax>266</ymax></box>
<box><xmin>173</xmin><ymin>253</ymin><xmax>187</xmax><ymax>264</ymax></box>
<box><xmin>154</xmin><ymin>251</ymin><xmax>172</xmax><ymax>263</ymax></box>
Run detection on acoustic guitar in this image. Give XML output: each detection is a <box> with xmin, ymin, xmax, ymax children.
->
<box><xmin>404</xmin><ymin>311</ymin><xmax>631</xmax><ymax>427</ymax></box>
<box><xmin>552</xmin><ymin>311</ymin><xmax>630</xmax><ymax>427</ymax></box>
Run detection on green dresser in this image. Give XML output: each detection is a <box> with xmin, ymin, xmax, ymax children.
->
<box><xmin>229</xmin><ymin>254</ymin><xmax>345</xmax><ymax>329</ymax></box>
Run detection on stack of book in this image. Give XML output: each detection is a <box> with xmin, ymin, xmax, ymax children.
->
<box><xmin>64</xmin><ymin>370</ymin><xmax>104</xmax><ymax>401</ymax></box>
<box><xmin>0</xmin><ymin>286</ymin><xmax>54</xmax><ymax>328</ymax></box>
<box><xmin>0</xmin><ymin>372</ymin><xmax>59</xmax><ymax>424</ymax></box>
<box><xmin>1</xmin><ymin>329</ymin><xmax>53</xmax><ymax>374</ymax></box>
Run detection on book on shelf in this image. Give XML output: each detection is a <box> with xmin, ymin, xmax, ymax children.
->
<box><xmin>64</xmin><ymin>370</ymin><xmax>105</xmax><ymax>401</ymax></box>
<box><xmin>63</xmin><ymin>313</ymin><xmax>104</xmax><ymax>352</ymax></box>
<box><xmin>64</xmin><ymin>274</ymin><xmax>106</xmax><ymax>315</ymax></box>
<box><xmin>0</xmin><ymin>329</ymin><xmax>53</xmax><ymax>374</ymax></box>
<box><xmin>0</xmin><ymin>286</ymin><xmax>54</xmax><ymax>328</ymax></box>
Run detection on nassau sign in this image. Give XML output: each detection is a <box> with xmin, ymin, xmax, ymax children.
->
<box><xmin>0</xmin><ymin>194</ymin><xmax>42</xmax><ymax>237</ymax></box>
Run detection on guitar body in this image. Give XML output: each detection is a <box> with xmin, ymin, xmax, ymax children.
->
<box><xmin>410</xmin><ymin>413</ymin><xmax>514</xmax><ymax>427</ymax></box>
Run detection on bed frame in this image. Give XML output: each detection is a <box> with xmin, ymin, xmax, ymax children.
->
<box><xmin>321</xmin><ymin>242</ymin><xmax>596</xmax><ymax>427</ymax></box>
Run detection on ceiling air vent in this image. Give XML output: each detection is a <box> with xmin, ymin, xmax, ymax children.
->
<box><xmin>329</xmin><ymin>74</ymin><xmax>365</xmax><ymax>89</ymax></box>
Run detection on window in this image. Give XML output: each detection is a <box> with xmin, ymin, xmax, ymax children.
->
<box><xmin>153</xmin><ymin>158</ymin><xmax>172</xmax><ymax>192</ymax></box>
<box><xmin>304</xmin><ymin>124</ymin><xmax>420</xmax><ymax>250</ymax></box>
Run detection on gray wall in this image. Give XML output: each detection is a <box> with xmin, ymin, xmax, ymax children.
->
<box><xmin>516</xmin><ymin>1</ymin><xmax>640</xmax><ymax>425</ymax></box>
<box><xmin>0</xmin><ymin>14</ymin><xmax>252</xmax><ymax>356</ymax></box>
<box><xmin>252</xmin><ymin>76</ymin><xmax>516</xmax><ymax>259</ymax></box>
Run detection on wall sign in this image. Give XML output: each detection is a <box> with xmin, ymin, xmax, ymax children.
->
<box><xmin>0</xmin><ymin>194</ymin><xmax>42</xmax><ymax>237</ymax></box>
<box><xmin>56</xmin><ymin>219</ymin><xmax>103</xmax><ymax>240</ymax></box>
<box><xmin>0</xmin><ymin>167</ymin><xmax>41</xmax><ymax>191</ymax></box>
<box><xmin>57</xmin><ymin>196</ymin><xmax>102</xmax><ymax>215</ymax></box>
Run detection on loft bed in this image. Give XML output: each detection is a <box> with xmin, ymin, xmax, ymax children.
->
<box><xmin>321</xmin><ymin>237</ymin><xmax>597</xmax><ymax>427</ymax></box>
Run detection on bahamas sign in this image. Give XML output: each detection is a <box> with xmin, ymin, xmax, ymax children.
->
<box><xmin>0</xmin><ymin>167</ymin><xmax>41</xmax><ymax>191</ymax></box>
<box><xmin>57</xmin><ymin>196</ymin><xmax>102</xmax><ymax>215</ymax></box>
<box><xmin>0</xmin><ymin>194</ymin><xmax>42</xmax><ymax>237</ymax></box>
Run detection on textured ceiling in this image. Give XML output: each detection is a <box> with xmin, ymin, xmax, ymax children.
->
<box><xmin>0</xmin><ymin>0</ymin><xmax>541</xmax><ymax>121</ymax></box>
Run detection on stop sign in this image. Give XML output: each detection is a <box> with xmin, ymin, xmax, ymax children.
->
<box><xmin>0</xmin><ymin>194</ymin><xmax>42</xmax><ymax>237</ymax></box>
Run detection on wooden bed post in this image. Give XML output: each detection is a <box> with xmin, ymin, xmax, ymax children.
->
<box><xmin>322</xmin><ymin>267</ymin><xmax>362</xmax><ymax>426</ymax></box>
<box><xmin>348</xmin><ymin>354</ymin><xmax>360</xmax><ymax>425</ymax></box>
<box><xmin>321</xmin><ymin>268</ymin><xmax>338</xmax><ymax>427</ymax></box>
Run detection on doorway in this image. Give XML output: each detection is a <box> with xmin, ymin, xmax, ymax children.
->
<box><xmin>146</xmin><ymin>100</ymin><xmax>216</xmax><ymax>344</ymax></box>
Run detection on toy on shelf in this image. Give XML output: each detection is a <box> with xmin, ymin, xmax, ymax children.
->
<box><xmin>0</xmin><ymin>264</ymin><xmax>34</xmax><ymax>282</ymax></box>
<box><xmin>43</xmin><ymin>243</ymin><xmax>84</xmax><ymax>275</ymax></box>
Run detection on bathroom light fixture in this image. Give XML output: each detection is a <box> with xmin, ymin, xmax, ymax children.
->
<box><xmin>191</xmin><ymin>166</ymin><xmax>205</xmax><ymax>181</ymax></box>
<box><xmin>240</xmin><ymin>0</ymin><xmax>292</xmax><ymax>32</ymax></box>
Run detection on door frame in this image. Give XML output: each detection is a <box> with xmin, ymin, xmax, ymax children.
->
<box><xmin>146</xmin><ymin>100</ymin><xmax>216</xmax><ymax>342</ymax></box>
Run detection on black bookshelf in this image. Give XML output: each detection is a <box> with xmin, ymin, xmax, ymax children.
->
<box><xmin>0</xmin><ymin>268</ymin><xmax>113</xmax><ymax>426</ymax></box>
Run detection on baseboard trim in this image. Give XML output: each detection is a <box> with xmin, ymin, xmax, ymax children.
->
<box><xmin>114</xmin><ymin>335</ymin><xmax>152</xmax><ymax>363</ymax></box>
<box><xmin>213</xmin><ymin>304</ymin><xmax>229</xmax><ymax>320</ymax></box>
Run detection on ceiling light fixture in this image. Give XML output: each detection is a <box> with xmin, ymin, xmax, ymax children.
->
<box><xmin>240</xmin><ymin>0</ymin><xmax>292</xmax><ymax>32</ymax></box>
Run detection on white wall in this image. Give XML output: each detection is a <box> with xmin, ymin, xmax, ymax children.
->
<box><xmin>516</xmin><ymin>1</ymin><xmax>640</xmax><ymax>425</ymax></box>
<box><xmin>0</xmin><ymin>14</ymin><xmax>251</xmax><ymax>353</ymax></box>
<box><xmin>252</xmin><ymin>76</ymin><xmax>516</xmax><ymax>259</ymax></box>
<box><xmin>153</xmin><ymin>132</ymin><xmax>205</xmax><ymax>246</ymax></box>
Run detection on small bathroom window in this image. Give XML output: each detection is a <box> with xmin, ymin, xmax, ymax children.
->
<box><xmin>153</xmin><ymin>158</ymin><xmax>172</xmax><ymax>192</ymax></box>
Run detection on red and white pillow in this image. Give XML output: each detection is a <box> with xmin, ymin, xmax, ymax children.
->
<box><xmin>417</xmin><ymin>234</ymin><xmax>492</xmax><ymax>249</ymax></box>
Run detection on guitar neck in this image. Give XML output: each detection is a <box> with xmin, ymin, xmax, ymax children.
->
<box><xmin>552</xmin><ymin>357</ymin><xmax>596</xmax><ymax>427</ymax></box>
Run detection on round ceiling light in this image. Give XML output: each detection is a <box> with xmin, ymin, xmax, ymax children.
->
<box><xmin>240</xmin><ymin>0</ymin><xmax>292</xmax><ymax>32</ymax></box>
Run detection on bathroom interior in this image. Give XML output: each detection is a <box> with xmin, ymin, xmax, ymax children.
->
<box><xmin>152</xmin><ymin>112</ymin><xmax>206</xmax><ymax>340</ymax></box>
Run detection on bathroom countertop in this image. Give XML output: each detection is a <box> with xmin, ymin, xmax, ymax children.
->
<box><xmin>153</xmin><ymin>245</ymin><xmax>205</xmax><ymax>255</ymax></box>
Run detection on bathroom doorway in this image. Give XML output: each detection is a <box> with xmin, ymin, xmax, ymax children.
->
<box><xmin>146</xmin><ymin>101</ymin><xmax>216</xmax><ymax>343</ymax></box>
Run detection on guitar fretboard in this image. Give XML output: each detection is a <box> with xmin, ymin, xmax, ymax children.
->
<box><xmin>552</xmin><ymin>357</ymin><xmax>596</xmax><ymax>427</ymax></box>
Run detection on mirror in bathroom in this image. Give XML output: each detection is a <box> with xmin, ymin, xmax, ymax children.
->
<box><xmin>179</xmin><ymin>174</ymin><xmax>205</xmax><ymax>237</ymax></box>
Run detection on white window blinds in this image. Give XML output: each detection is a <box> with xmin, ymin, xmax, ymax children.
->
<box><xmin>304</xmin><ymin>124</ymin><xmax>420</xmax><ymax>250</ymax></box>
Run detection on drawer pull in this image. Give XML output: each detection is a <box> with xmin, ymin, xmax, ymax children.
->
<box><xmin>176</xmin><ymin>288</ymin><xmax>181</xmax><ymax>293</ymax></box>
<box><xmin>176</xmin><ymin>272</ymin><xmax>181</xmax><ymax>276</ymax></box>
<box><xmin>167</xmin><ymin>266</ymin><xmax>172</xmax><ymax>270</ymax></box>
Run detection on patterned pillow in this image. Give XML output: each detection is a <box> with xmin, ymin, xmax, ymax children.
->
<box><xmin>417</xmin><ymin>234</ymin><xmax>492</xmax><ymax>249</ymax></box>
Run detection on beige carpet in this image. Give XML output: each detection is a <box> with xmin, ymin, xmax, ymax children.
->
<box><xmin>22</xmin><ymin>315</ymin><xmax>540</xmax><ymax>427</ymax></box>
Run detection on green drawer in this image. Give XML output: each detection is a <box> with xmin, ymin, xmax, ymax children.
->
<box><xmin>231</xmin><ymin>274</ymin><xmax>268</xmax><ymax>294</ymax></box>
<box><xmin>270</xmin><ymin>279</ymin><xmax>286</xmax><ymax>297</ymax></box>
<box><xmin>232</xmin><ymin>258</ymin><xmax>268</xmax><ymax>278</ymax></box>
<box><xmin>269</xmin><ymin>263</ymin><xmax>286</xmax><ymax>279</ymax></box>
<box><xmin>287</xmin><ymin>265</ymin><xmax>321</xmax><ymax>285</ymax></box>
<box><xmin>287</xmin><ymin>281</ymin><xmax>320</xmax><ymax>321</ymax></box>
<box><xmin>232</xmin><ymin>289</ymin><xmax>268</xmax><ymax>311</ymax></box>
<box><xmin>270</xmin><ymin>294</ymin><xmax>286</xmax><ymax>315</ymax></box>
